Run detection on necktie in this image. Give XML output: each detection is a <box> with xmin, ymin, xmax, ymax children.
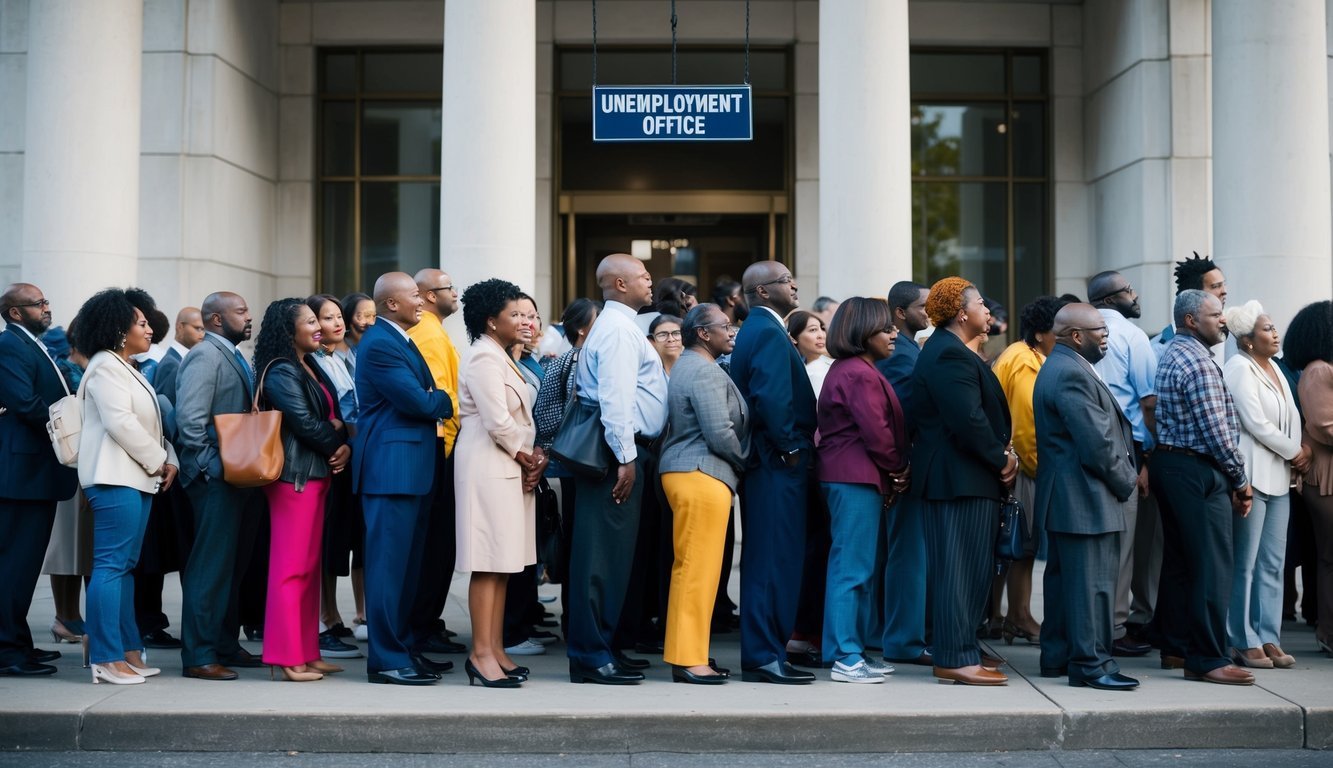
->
<box><xmin>234</xmin><ymin>349</ymin><xmax>254</xmax><ymax>400</ymax></box>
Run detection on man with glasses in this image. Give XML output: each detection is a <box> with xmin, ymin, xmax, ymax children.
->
<box><xmin>0</xmin><ymin>284</ymin><xmax>77</xmax><ymax>676</ymax></box>
<box><xmin>1087</xmin><ymin>271</ymin><xmax>1157</xmax><ymax>657</ymax></box>
<box><xmin>1034</xmin><ymin>303</ymin><xmax>1140</xmax><ymax>690</ymax></box>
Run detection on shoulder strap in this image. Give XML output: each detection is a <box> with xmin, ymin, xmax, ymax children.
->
<box><xmin>252</xmin><ymin>359</ymin><xmax>282</xmax><ymax>413</ymax></box>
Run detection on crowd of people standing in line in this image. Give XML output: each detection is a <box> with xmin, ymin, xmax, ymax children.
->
<box><xmin>1</xmin><ymin>248</ymin><xmax>1331</xmax><ymax>691</ymax></box>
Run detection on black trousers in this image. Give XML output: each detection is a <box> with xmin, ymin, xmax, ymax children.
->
<box><xmin>0</xmin><ymin>499</ymin><xmax>58</xmax><ymax>667</ymax></box>
<box><xmin>409</xmin><ymin>440</ymin><xmax>454</xmax><ymax>647</ymax></box>
<box><xmin>180</xmin><ymin>479</ymin><xmax>259</xmax><ymax>667</ymax></box>
<box><xmin>1041</xmin><ymin>530</ymin><xmax>1122</xmax><ymax>680</ymax></box>
<box><xmin>502</xmin><ymin>564</ymin><xmax>540</xmax><ymax>647</ymax></box>
<box><xmin>614</xmin><ymin>448</ymin><xmax>666</xmax><ymax>649</ymax></box>
<box><xmin>923</xmin><ymin>496</ymin><xmax>996</xmax><ymax>669</ymax></box>
<box><xmin>1150</xmin><ymin>450</ymin><xmax>1233</xmax><ymax>673</ymax></box>
<box><xmin>739</xmin><ymin>457</ymin><xmax>808</xmax><ymax>669</ymax></box>
<box><xmin>792</xmin><ymin>480</ymin><xmax>830</xmax><ymax>642</ymax></box>
<box><xmin>567</xmin><ymin>456</ymin><xmax>644</xmax><ymax>669</ymax></box>
<box><xmin>1284</xmin><ymin>489</ymin><xmax>1318</xmax><ymax>621</ymax></box>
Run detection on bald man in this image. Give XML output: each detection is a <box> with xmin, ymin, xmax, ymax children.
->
<box><xmin>353</xmin><ymin>272</ymin><xmax>455</xmax><ymax>685</ymax></box>
<box><xmin>1033</xmin><ymin>303</ymin><xmax>1139</xmax><ymax>691</ymax></box>
<box><xmin>729</xmin><ymin>261</ymin><xmax>818</xmax><ymax>684</ymax></box>
<box><xmin>566</xmin><ymin>254</ymin><xmax>668</xmax><ymax>684</ymax></box>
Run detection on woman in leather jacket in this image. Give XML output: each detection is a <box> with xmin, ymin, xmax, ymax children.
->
<box><xmin>253</xmin><ymin>298</ymin><xmax>351</xmax><ymax>682</ymax></box>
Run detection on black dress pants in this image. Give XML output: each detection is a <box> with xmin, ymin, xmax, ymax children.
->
<box><xmin>409</xmin><ymin>440</ymin><xmax>454</xmax><ymax>647</ymax></box>
<box><xmin>180</xmin><ymin>479</ymin><xmax>258</xmax><ymax>667</ymax></box>
<box><xmin>1041</xmin><ymin>530</ymin><xmax>1122</xmax><ymax>681</ymax></box>
<box><xmin>0</xmin><ymin>499</ymin><xmax>58</xmax><ymax>667</ymax></box>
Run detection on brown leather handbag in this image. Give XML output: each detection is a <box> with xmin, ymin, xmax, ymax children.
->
<box><xmin>214</xmin><ymin>360</ymin><xmax>283</xmax><ymax>488</ymax></box>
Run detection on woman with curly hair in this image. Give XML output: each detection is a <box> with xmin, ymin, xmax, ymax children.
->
<box><xmin>72</xmin><ymin>287</ymin><xmax>178</xmax><ymax>685</ymax></box>
<box><xmin>252</xmin><ymin>298</ymin><xmax>351</xmax><ymax>682</ymax></box>
<box><xmin>455</xmin><ymin>278</ymin><xmax>544</xmax><ymax>687</ymax></box>
<box><xmin>1285</xmin><ymin>300</ymin><xmax>1333</xmax><ymax>655</ymax></box>
<box><xmin>912</xmin><ymin>277</ymin><xmax>1017</xmax><ymax>686</ymax></box>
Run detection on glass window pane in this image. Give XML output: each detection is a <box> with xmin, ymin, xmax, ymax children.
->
<box><xmin>910</xmin><ymin>53</ymin><xmax>1005</xmax><ymax>95</ymax></box>
<box><xmin>320</xmin><ymin>183</ymin><xmax>356</xmax><ymax>296</ymax></box>
<box><xmin>1014</xmin><ymin>55</ymin><xmax>1043</xmax><ymax>95</ymax></box>
<box><xmin>1012</xmin><ymin>103</ymin><xmax>1045</xmax><ymax>178</ymax></box>
<box><xmin>322</xmin><ymin>52</ymin><xmax>356</xmax><ymax>94</ymax></box>
<box><xmin>361</xmin><ymin>102</ymin><xmax>442</xmax><ymax>176</ymax></box>
<box><xmin>1013</xmin><ymin>183</ymin><xmax>1047</xmax><ymax>316</ymax></box>
<box><xmin>912</xmin><ymin>104</ymin><xmax>1006</xmax><ymax>177</ymax></box>
<box><xmin>360</xmin><ymin>182</ymin><xmax>441</xmax><ymax>281</ymax></box>
<box><xmin>363</xmin><ymin>51</ymin><xmax>442</xmax><ymax>94</ymax></box>
<box><xmin>321</xmin><ymin>102</ymin><xmax>355</xmax><ymax>177</ymax></box>
<box><xmin>911</xmin><ymin>182</ymin><xmax>1007</xmax><ymax>299</ymax></box>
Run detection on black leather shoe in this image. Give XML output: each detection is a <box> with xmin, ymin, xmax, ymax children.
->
<box><xmin>708</xmin><ymin>658</ymin><xmax>731</xmax><ymax>677</ymax></box>
<box><xmin>0</xmin><ymin>661</ymin><xmax>57</xmax><ymax>676</ymax></box>
<box><xmin>673</xmin><ymin>665</ymin><xmax>727</xmax><ymax>684</ymax></box>
<box><xmin>411</xmin><ymin>653</ymin><xmax>453</xmax><ymax>675</ymax></box>
<box><xmin>786</xmin><ymin>650</ymin><xmax>822</xmax><ymax>668</ymax></box>
<box><xmin>502</xmin><ymin>665</ymin><xmax>530</xmax><ymax>681</ymax></box>
<box><xmin>613</xmin><ymin>651</ymin><xmax>650</xmax><ymax>670</ymax></box>
<box><xmin>634</xmin><ymin>640</ymin><xmax>664</xmax><ymax>654</ymax></box>
<box><xmin>569</xmin><ymin>661</ymin><xmax>644</xmax><ymax>684</ymax></box>
<box><xmin>221</xmin><ymin>649</ymin><xmax>263</xmax><ymax>668</ymax></box>
<box><xmin>1070</xmin><ymin>672</ymin><xmax>1140</xmax><ymax>691</ymax></box>
<box><xmin>1040</xmin><ymin>665</ymin><xmax>1068</xmax><ymax>678</ymax></box>
<box><xmin>142</xmin><ymin>629</ymin><xmax>182</xmax><ymax>649</ymax></box>
<box><xmin>368</xmin><ymin>667</ymin><xmax>437</xmax><ymax>685</ymax></box>
<box><xmin>419</xmin><ymin>634</ymin><xmax>467</xmax><ymax>655</ymax></box>
<box><xmin>28</xmin><ymin>648</ymin><xmax>61</xmax><ymax>663</ymax></box>
<box><xmin>1112</xmin><ymin>637</ymin><xmax>1151</xmax><ymax>657</ymax></box>
<box><xmin>740</xmin><ymin>660</ymin><xmax>815</xmax><ymax>684</ymax></box>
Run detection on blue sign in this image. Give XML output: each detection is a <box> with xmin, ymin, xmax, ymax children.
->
<box><xmin>592</xmin><ymin>85</ymin><xmax>753</xmax><ymax>142</ymax></box>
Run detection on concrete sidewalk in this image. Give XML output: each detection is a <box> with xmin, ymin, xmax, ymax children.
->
<box><xmin>4</xmin><ymin>561</ymin><xmax>1331</xmax><ymax>754</ymax></box>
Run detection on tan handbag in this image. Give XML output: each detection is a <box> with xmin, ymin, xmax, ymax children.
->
<box><xmin>214</xmin><ymin>360</ymin><xmax>282</xmax><ymax>488</ymax></box>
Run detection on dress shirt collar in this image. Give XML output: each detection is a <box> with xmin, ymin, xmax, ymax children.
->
<box><xmin>753</xmin><ymin>305</ymin><xmax>785</xmax><ymax>328</ymax></box>
<box><xmin>205</xmin><ymin>331</ymin><xmax>238</xmax><ymax>354</ymax></box>
<box><xmin>381</xmin><ymin>318</ymin><xmax>413</xmax><ymax>342</ymax></box>
<box><xmin>602</xmin><ymin>299</ymin><xmax>639</xmax><ymax>322</ymax></box>
<box><xmin>171</xmin><ymin>340</ymin><xmax>192</xmax><ymax>358</ymax></box>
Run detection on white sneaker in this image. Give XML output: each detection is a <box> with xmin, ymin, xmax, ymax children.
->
<box><xmin>353</xmin><ymin>623</ymin><xmax>368</xmax><ymax>641</ymax></box>
<box><xmin>831</xmin><ymin>659</ymin><xmax>885</xmax><ymax>684</ymax></box>
<box><xmin>865</xmin><ymin>658</ymin><xmax>896</xmax><ymax>676</ymax></box>
<box><xmin>504</xmin><ymin>639</ymin><xmax>547</xmax><ymax>656</ymax></box>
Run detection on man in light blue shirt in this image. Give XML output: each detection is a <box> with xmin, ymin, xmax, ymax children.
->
<box><xmin>1088</xmin><ymin>271</ymin><xmax>1157</xmax><ymax>656</ymax></box>
<box><xmin>567</xmin><ymin>253</ymin><xmax>668</xmax><ymax>685</ymax></box>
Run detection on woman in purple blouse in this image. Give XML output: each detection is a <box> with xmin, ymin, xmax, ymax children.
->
<box><xmin>816</xmin><ymin>297</ymin><xmax>911</xmax><ymax>683</ymax></box>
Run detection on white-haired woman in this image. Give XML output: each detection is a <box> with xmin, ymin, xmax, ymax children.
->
<box><xmin>1222</xmin><ymin>301</ymin><xmax>1311</xmax><ymax>669</ymax></box>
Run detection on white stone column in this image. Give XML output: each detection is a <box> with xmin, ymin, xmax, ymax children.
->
<box><xmin>1212</xmin><ymin>0</ymin><xmax>1332</xmax><ymax>330</ymax></box>
<box><xmin>21</xmin><ymin>0</ymin><xmax>142</xmax><ymax>325</ymax></box>
<box><xmin>441</xmin><ymin>0</ymin><xmax>536</xmax><ymax>323</ymax></box>
<box><xmin>817</xmin><ymin>0</ymin><xmax>911</xmax><ymax>301</ymax></box>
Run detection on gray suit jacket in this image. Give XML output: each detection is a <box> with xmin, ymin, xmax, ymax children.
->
<box><xmin>659</xmin><ymin>349</ymin><xmax>751</xmax><ymax>491</ymax></box>
<box><xmin>1033</xmin><ymin>343</ymin><xmax>1138</xmax><ymax>534</ymax></box>
<box><xmin>175</xmin><ymin>334</ymin><xmax>252</xmax><ymax>487</ymax></box>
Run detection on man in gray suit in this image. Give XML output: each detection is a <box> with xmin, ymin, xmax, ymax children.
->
<box><xmin>1034</xmin><ymin>303</ymin><xmax>1140</xmax><ymax>691</ymax></box>
<box><xmin>175</xmin><ymin>292</ymin><xmax>258</xmax><ymax>680</ymax></box>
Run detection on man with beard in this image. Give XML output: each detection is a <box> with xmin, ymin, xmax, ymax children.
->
<box><xmin>1087</xmin><ymin>271</ymin><xmax>1157</xmax><ymax>657</ymax></box>
<box><xmin>0</xmin><ymin>284</ymin><xmax>77</xmax><ymax>676</ymax></box>
<box><xmin>176</xmin><ymin>291</ymin><xmax>261</xmax><ymax>680</ymax></box>
<box><xmin>1034</xmin><ymin>303</ymin><xmax>1140</xmax><ymax>690</ymax></box>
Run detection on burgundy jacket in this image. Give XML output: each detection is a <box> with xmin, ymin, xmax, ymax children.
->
<box><xmin>815</xmin><ymin>356</ymin><xmax>908</xmax><ymax>494</ymax></box>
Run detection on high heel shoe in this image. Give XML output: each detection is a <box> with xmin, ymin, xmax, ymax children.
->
<box><xmin>465</xmin><ymin>659</ymin><xmax>520</xmax><ymax>688</ymax></box>
<box><xmin>269</xmin><ymin>665</ymin><xmax>323</xmax><ymax>682</ymax></box>
<box><xmin>51</xmin><ymin>618</ymin><xmax>83</xmax><ymax>644</ymax></box>
<box><xmin>1001</xmin><ymin>619</ymin><xmax>1040</xmax><ymax>646</ymax></box>
<box><xmin>308</xmin><ymin>660</ymin><xmax>344</xmax><ymax>674</ymax></box>
<box><xmin>502</xmin><ymin>665</ymin><xmax>530</xmax><ymax>681</ymax></box>
<box><xmin>672</xmin><ymin>665</ymin><xmax>726</xmax><ymax>685</ymax></box>
<box><xmin>124</xmin><ymin>650</ymin><xmax>161</xmax><ymax>677</ymax></box>
<box><xmin>91</xmin><ymin>663</ymin><xmax>144</xmax><ymax>685</ymax></box>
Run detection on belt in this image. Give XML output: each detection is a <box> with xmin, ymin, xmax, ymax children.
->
<box><xmin>1157</xmin><ymin>444</ymin><xmax>1205</xmax><ymax>459</ymax></box>
<box><xmin>634</xmin><ymin>433</ymin><xmax>658</xmax><ymax>449</ymax></box>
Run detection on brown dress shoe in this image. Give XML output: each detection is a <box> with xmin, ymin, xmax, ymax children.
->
<box><xmin>1160</xmin><ymin>655</ymin><xmax>1185</xmax><ymax>669</ymax></box>
<box><xmin>933</xmin><ymin>665</ymin><xmax>1008</xmax><ymax>686</ymax></box>
<box><xmin>183</xmin><ymin>663</ymin><xmax>239</xmax><ymax>681</ymax></box>
<box><xmin>1263</xmin><ymin>643</ymin><xmax>1296</xmax><ymax>669</ymax></box>
<box><xmin>1184</xmin><ymin>664</ymin><xmax>1254</xmax><ymax>685</ymax></box>
<box><xmin>981</xmin><ymin>654</ymin><xmax>1006</xmax><ymax>669</ymax></box>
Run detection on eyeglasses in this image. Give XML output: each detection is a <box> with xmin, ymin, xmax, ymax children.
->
<box><xmin>15</xmin><ymin>299</ymin><xmax>50</xmax><ymax>309</ymax></box>
<box><xmin>700</xmin><ymin>322</ymin><xmax>739</xmax><ymax>334</ymax></box>
<box><xmin>652</xmin><ymin>330</ymin><xmax>683</xmax><ymax>341</ymax></box>
<box><xmin>758</xmin><ymin>275</ymin><xmax>795</xmax><ymax>287</ymax></box>
<box><xmin>1092</xmin><ymin>286</ymin><xmax>1134</xmax><ymax>302</ymax></box>
<box><xmin>428</xmin><ymin>285</ymin><xmax>455</xmax><ymax>294</ymax></box>
<box><xmin>1061</xmin><ymin>325</ymin><xmax>1109</xmax><ymax>336</ymax></box>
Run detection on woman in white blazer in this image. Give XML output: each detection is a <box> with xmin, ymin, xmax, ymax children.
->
<box><xmin>454</xmin><ymin>279</ymin><xmax>543</xmax><ymax>688</ymax></box>
<box><xmin>72</xmin><ymin>289</ymin><xmax>178</xmax><ymax>686</ymax></box>
<box><xmin>1222</xmin><ymin>301</ymin><xmax>1311</xmax><ymax>669</ymax></box>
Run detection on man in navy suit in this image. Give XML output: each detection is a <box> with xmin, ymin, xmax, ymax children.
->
<box><xmin>729</xmin><ymin>261</ymin><xmax>818</xmax><ymax>684</ymax></box>
<box><xmin>353</xmin><ymin>272</ymin><xmax>454</xmax><ymax>686</ymax></box>
<box><xmin>0</xmin><ymin>283</ymin><xmax>78</xmax><ymax>676</ymax></box>
<box><xmin>153</xmin><ymin>306</ymin><xmax>204</xmax><ymax>407</ymax></box>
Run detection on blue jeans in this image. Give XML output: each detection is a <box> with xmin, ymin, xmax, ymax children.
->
<box><xmin>86</xmin><ymin>485</ymin><xmax>152</xmax><ymax>665</ymax></box>
<box><xmin>821</xmin><ymin>482</ymin><xmax>886</xmax><ymax>665</ymax></box>
<box><xmin>881</xmin><ymin>494</ymin><xmax>927</xmax><ymax>659</ymax></box>
<box><xmin>1229</xmin><ymin>489</ymin><xmax>1290</xmax><ymax>649</ymax></box>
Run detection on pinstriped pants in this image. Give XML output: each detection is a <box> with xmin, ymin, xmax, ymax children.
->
<box><xmin>924</xmin><ymin>497</ymin><xmax>998</xmax><ymax>669</ymax></box>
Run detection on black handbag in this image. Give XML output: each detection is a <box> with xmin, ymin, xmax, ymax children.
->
<box><xmin>534</xmin><ymin>478</ymin><xmax>565</xmax><ymax>583</ymax></box>
<box><xmin>549</xmin><ymin>356</ymin><xmax>612</xmax><ymax>478</ymax></box>
<box><xmin>995</xmin><ymin>493</ymin><xmax>1029</xmax><ymax>562</ymax></box>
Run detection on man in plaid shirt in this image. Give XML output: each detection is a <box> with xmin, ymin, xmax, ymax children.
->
<box><xmin>1149</xmin><ymin>289</ymin><xmax>1254</xmax><ymax>686</ymax></box>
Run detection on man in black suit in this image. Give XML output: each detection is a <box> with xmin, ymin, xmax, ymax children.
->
<box><xmin>876</xmin><ymin>281</ymin><xmax>931</xmax><ymax>665</ymax></box>
<box><xmin>0</xmin><ymin>283</ymin><xmax>78</xmax><ymax>676</ymax></box>
<box><xmin>1034</xmin><ymin>303</ymin><xmax>1140</xmax><ymax>691</ymax></box>
<box><xmin>154</xmin><ymin>306</ymin><xmax>204</xmax><ymax>407</ymax></box>
<box><xmin>729</xmin><ymin>261</ymin><xmax>818</xmax><ymax>684</ymax></box>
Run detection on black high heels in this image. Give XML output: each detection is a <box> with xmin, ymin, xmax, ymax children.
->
<box><xmin>465</xmin><ymin>659</ymin><xmax>521</xmax><ymax>688</ymax></box>
<box><xmin>672</xmin><ymin>665</ymin><xmax>726</xmax><ymax>685</ymax></box>
<box><xmin>502</xmin><ymin>664</ymin><xmax>530</xmax><ymax>681</ymax></box>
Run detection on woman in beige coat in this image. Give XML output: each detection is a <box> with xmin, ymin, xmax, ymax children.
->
<box><xmin>455</xmin><ymin>278</ymin><xmax>545</xmax><ymax>688</ymax></box>
<box><xmin>72</xmin><ymin>288</ymin><xmax>178</xmax><ymax>685</ymax></box>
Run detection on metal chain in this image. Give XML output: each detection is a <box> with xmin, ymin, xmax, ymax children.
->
<box><xmin>670</xmin><ymin>0</ymin><xmax>678</xmax><ymax>84</ymax></box>
<box><xmin>591</xmin><ymin>0</ymin><xmax>598</xmax><ymax>86</ymax></box>
<box><xmin>744</xmin><ymin>0</ymin><xmax>750</xmax><ymax>84</ymax></box>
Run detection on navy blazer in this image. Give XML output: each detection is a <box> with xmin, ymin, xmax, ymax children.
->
<box><xmin>153</xmin><ymin>346</ymin><xmax>184</xmax><ymax>406</ymax></box>
<box><xmin>728</xmin><ymin>307</ymin><xmax>817</xmax><ymax>468</ymax></box>
<box><xmin>876</xmin><ymin>334</ymin><xmax>920</xmax><ymax>432</ymax></box>
<box><xmin>0</xmin><ymin>326</ymin><xmax>77</xmax><ymax>501</ymax></box>
<box><xmin>910</xmin><ymin>329</ymin><xmax>1012</xmax><ymax>501</ymax></box>
<box><xmin>352</xmin><ymin>320</ymin><xmax>453</xmax><ymax>496</ymax></box>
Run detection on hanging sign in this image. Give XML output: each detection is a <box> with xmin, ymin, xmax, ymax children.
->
<box><xmin>592</xmin><ymin>85</ymin><xmax>753</xmax><ymax>142</ymax></box>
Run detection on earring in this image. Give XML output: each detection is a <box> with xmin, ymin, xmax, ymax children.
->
<box><xmin>116</xmin><ymin>334</ymin><xmax>126</xmax><ymax>351</ymax></box>
<box><xmin>962</xmin><ymin>314</ymin><xmax>968</xmax><ymax>322</ymax></box>
<box><xmin>490</xmin><ymin>323</ymin><xmax>496</xmax><ymax>330</ymax></box>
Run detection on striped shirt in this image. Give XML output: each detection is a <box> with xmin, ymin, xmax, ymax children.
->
<box><xmin>1154</xmin><ymin>333</ymin><xmax>1248</xmax><ymax>489</ymax></box>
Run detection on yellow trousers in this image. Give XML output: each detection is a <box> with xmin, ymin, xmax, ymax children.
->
<box><xmin>661</xmin><ymin>470</ymin><xmax>733</xmax><ymax>667</ymax></box>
